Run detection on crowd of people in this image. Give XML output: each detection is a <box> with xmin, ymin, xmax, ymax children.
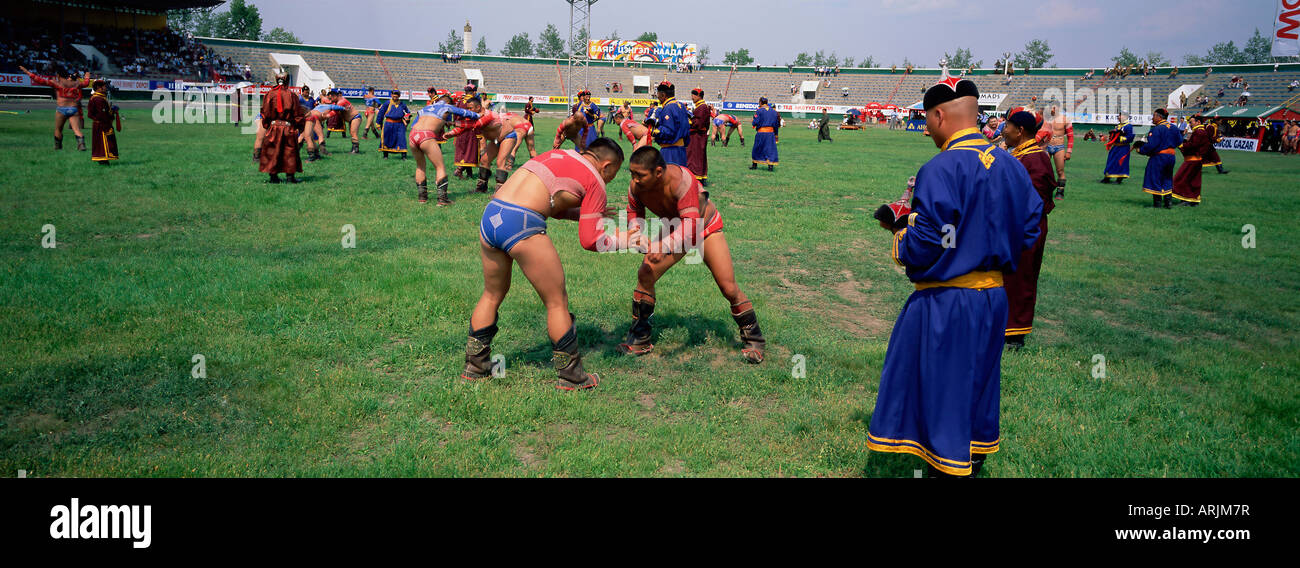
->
<box><xmin>1</xmin><ymin>21</ymin><xmax>250</xmax><ymax>82</ymax></box>
<box><xmin>0</xmin><ymin>17</ymin><xmax>97</xmax><ymax>75</ymax></box>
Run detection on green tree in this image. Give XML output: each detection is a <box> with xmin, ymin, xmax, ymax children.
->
<box><xmin>1202</xmin><ymin>41</ymin><xmax>1246</xmax><ymax>65</ymax></box>
<box><xmin>945</xmin><ymin>47</ymin><xmax>981</xmax><ymax>70</ymax></box>
<box><xmin>842</xmin><ymin>57</ymin><xmax>855</xmax><ymax>68</ymax></box>
<box><xmin>570</xmin><ymin>27</ymin><xmax>588</xmax><ymax>56</ymax></box>
<box><xmin>635</xmin><ymin>32</ymin><xmax>658</xmax><ymax>42</ymax></box>
<box><xmin>437</xmin><ymin>29</ymin><xmax>462</xmax><ymax>53</ymax></box>
<box><xmin>262</xmin><ymin>27</ymin><xmax>301</xmax><ymax>44</ymax></box>
<box><xmin>606</xmin><ymin>29</ymin><xmax>621</xmax><ymax>41</ymax></box>
<box><xmin>793</xmin><ymin>52</ymin><xmax>812</xmax><ymax>66</ymax></box>
<box><xmin>179</xmin><ymin>0</ymin><xmax>262</xmax><ymax>41</ymax></box>
<box><xmin>698</xmin><ymin>45</ymin><xmax>710</xmax><ymax>64</ymax></box>
<box><xmin>723</xmin><ymin>48</ymin><xmax>754</xmax><ymax>66</ymax></box>
<box><xmin>1112</xmin><ymin>46</ymin><xmax>1139</xmax><ymax>67</ymax></box>
<box><xmin>536</xmin><ymin>24</ymin><xmax>566</xmax><ymax>58</ymax></box>
<box><xmin>1013</xmin><ymin>39</ymin><xmax>1053</xmax><ymax>69</ymax></box>
<box><xmin>476</xmin><ymin>37</ymin><xmax>490</xmax><ymax>55</ymax></box>
<box><xmin>502</xmin><ymin>32</ymin><xmax>534</xmax><ymax>57</ymax></box>
<box><xmin>214</xmin><ymin>0</ymin><xmax>262</xmax><ymax>41</ymax></box>
<box><xmin>857</xmin><ymin>55</ymin><xmax>879</xmax><ymax>68</ymax></box>
<box><xmin>167</xmin><ymin>7</ymin><xmax>216</xmax><ymax>35</ymax></box>
<box><xmin>1243</xmin><ymin>28</ymin><xmax>1272</xmax><ymax>64</ymax></box>
<box><xmin>1145</xmin><ymin>51</ymin><xmax>1170</xmax><ymax>66</ymax></box>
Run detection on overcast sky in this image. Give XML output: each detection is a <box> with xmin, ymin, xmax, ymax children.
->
<box><xmin>249</xmin><ymin>0</ymin><xmax>1277</xmax><ymax>68</ymax></box>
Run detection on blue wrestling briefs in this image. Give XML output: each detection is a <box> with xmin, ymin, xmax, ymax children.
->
<box><xmin>57</xmin><ymin>106</ymin><xmax>79</xmax><ymax>117</ymax></box>
<box><xmin>480</xmin><ymin>198</ymin><xmax>547</xmax><ymax>252</ymax></box>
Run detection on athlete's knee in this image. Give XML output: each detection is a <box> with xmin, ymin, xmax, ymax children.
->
<box><xmin>717</xmin><ymin>280</ymin><xmax>742</xmax><ymax>301</ymax></box>
<box><xmin>636</xmin><ymin>262</ymin><xmax>659</xmax><ymax>285</ymax></box>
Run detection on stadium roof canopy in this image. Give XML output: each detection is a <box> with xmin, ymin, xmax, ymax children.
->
<box><xmin>1201</xmin><ymin>105</ymin><xmax>1297</xmax><ymax>120</ymax></box>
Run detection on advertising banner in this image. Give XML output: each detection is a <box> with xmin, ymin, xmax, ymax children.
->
<box><xmin>587</xmin><ymin>40</ymin><xmax>698</xmax><ymax>64</ymax></box>
<box><xmin>1274</xmin><ymin>0</ymin><xmax>1300</xmax><ymax>57</ymax></box>
<box><xmin>0</xmin><ymin>73</ymin><xmax>33</xmax><ymax>86</ymax></box>
<box><xmin>1214</xmin><ymin>136</ymin><xmax>1260</xmax><ymax>152</ymax></box>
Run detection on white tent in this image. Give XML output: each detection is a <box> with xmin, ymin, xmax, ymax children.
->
<box><xmin>1167</xmin><ymin>84</ymin><xmax>1203</xmax><ymax>109</ymax></box>
<box><xmin>463</xmin><ymin>69</ymin><xmax>484</xmax><ymax>89</ymax></box>
<box><xmin>800</xmin><ymin>80</ymin><xmax>820</xmax><ymax>100</ymax></box>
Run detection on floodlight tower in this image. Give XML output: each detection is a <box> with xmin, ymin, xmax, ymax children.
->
<box><xmin>566</xmin><ymin>0</ymin><xmax>596</xmax><ymax>108</ymax></box>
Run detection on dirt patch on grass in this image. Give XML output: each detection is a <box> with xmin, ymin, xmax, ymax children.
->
<box><xmin>12</xmin><ymin>412</ymin><xmax>68</xmax><ymax>433</ymax></box>
<box><xmin>513</xmin><ymin>443</ymin><xmax>546</xmax><ymax>469</ymax></box>
<box><xmin>658</xmin><ymin>459</ymin><xmax>686</xmax><ymax>475</ymax></box>
<box><xmin>773</xmin><ymin>269</ymin><xmax>890</xmax><ymax>338</ymax></box>
<box><xmin>637</xmin><ymin>393</ymin><xmax>657</xmax><ymax>409</ymax></box>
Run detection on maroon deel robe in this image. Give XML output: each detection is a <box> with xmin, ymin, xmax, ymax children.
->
<box><xmin>259</xmin><ymin>86</ymin><xmax>306</xmax><ymax>174</ymax></box>
<box><xmin>88</xmin><ymin>92</ymin><xmax>118</xmax><ymax>162</ymax></box>
<box><xmin>1005</xmin><ymin>139</ymin><xmax>1055</xmax><ymax>336</ymax></box>
<box><xmin>687</xmin><ymin>102</ymin><xmax>711</xmax><ymax>180</ymax></box>
<box><xmin>1173</xmin><ymin>126</ymin><xmax>1209</xmax><ymax>203</ymax></box>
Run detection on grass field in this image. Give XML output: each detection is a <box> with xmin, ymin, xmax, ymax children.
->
<box><xmin>1</xmin><ymin>104</ymin><xmax>1297</xmax><ymax>477</ymax></box>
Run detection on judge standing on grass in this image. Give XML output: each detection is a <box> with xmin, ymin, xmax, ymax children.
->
<box><xmin>867</xmin><ymin>75</ymin><xmax>1041</xmax><ymax>478</ymax></box>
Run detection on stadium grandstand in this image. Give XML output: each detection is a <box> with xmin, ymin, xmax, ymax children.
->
<box><xmin>2</xmin><ymin>1</ymin><xmax>246</xmax><ymax>81</ymax></box>
<box><xmin>196</xmin><ymin>37</ymin><xmax>1300</xmax><ymax>115</ymax></box>
<box><xmin>4</xmin><ymin>2</ymin><xmax>1300</xmax><ymax>127</ymax></box>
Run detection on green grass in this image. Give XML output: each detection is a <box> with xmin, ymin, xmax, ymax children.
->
<box><xmin>1</xmin><ymin>106</ymin><xmax>1296</xmax><ymax>477</ymax></box>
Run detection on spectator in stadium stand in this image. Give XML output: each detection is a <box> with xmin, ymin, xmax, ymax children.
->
<box><xmin>1290</xmin><ymin>80</ymin><xmax>1299</xmax><ymax>92</ymax></box>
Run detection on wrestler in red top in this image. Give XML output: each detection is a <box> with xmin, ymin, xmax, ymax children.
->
<box><xmin>463</xmin><ymin>141</ymin><xmax>640</xmax><ymax>391</ymax></box>
<box><xmin>447</xmin><ymin>97</ymin><xmax>540</xmax><ymax>191</ymax></box>
<box><xmin>552</xmin><ymin>113</ymin><xmax>589</xmax><ymax>152</ymax></box>
<box><xmin>618</xmin><ymin>146</ymin><xmax>767</xmax><ymax>364</ymax></box>
<box><xmin>21</xmin><ymin>65</ymin><xmax>93</xmax><ymax>151</ymax></box>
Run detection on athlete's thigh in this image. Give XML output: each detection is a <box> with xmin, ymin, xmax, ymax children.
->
<box><xmin>509</xmin><ymin>233</ymin><xmax>569</xmax><ymax>306</ymax></box>
<box><xmin>700</xmin><ymin>232</ymin><xmax>740</xmax><ymax>288</ymax></box>
<box><xmin>479</xmin><ymin>237</ymin><xmax>513</xmax><ymax>293</ymax></box>
<box><xmin>497</xmin><ymin>138</ymin><xmax>518</xmax><ymax>162</ymax></box>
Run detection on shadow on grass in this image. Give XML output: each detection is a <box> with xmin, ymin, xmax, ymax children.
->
<box><xmin>507</xmin><ymin>313</ymin><xmax>741</xmax><ymax>367</ymax></box>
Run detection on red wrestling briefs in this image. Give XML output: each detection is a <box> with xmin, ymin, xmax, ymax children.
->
<box><xmin>620</xmin><ymin>119</ymin><xmax>639</xmax><ymax>143</ymax></box>
<box><xmin>410</xmin><ymin>129</ymin><xmax>440</xmax><ymax>146</ymax></box>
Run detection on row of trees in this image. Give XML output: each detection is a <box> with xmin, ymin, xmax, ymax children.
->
<box><xmin>170</xmin><ymin>9</ymin><xmax>1289</xmax><ymax>70</ymax></box>
<box><xmin>167</xmin><ymin>0</ymin><xmax>301</xmax><ymax>44</ymax></box>
<box><xmin>455</xmin><ymin>27</ymin><xmax>677</xmax><ymax>58</ymax></box>
<box><xmin>1182</xmin><ymin>29</ymin><xmax>1280</xmax><ymax>66</ymax></box>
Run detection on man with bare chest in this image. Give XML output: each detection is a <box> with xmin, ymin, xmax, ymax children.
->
<box><xmin>1037</xmin><ymin>105</ymin><xmax>1074</xmax><ymax>200</ymax></box>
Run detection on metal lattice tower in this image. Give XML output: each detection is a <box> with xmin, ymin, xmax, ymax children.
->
<box><xmin>566</xmin><ymin>0</ymin><xmax>595</xmax><ymax>108</ymax></box>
